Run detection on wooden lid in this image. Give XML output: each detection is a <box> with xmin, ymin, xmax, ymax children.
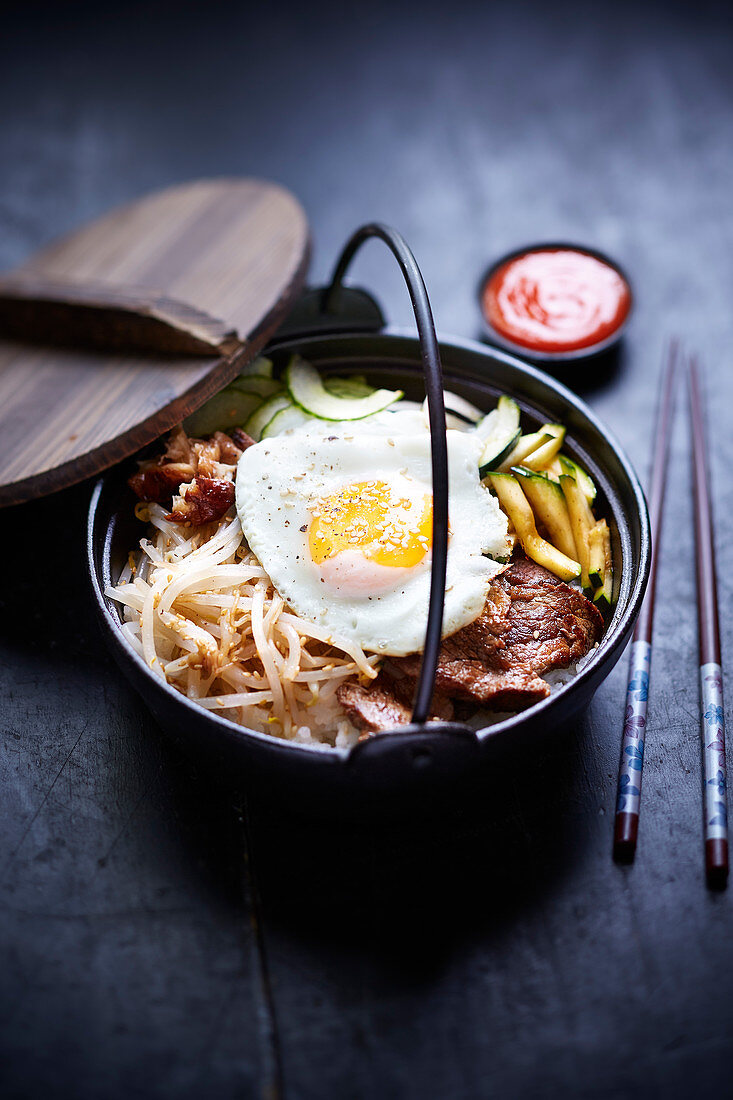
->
<box><xmin>0</xmin><ymin>178</ymin><xmax>310</xmax><ymax>506</ymax></box>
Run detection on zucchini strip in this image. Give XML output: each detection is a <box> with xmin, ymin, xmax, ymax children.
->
<box><xmin>551</xmin><ymin>454</ymin><xmax>596</xmax><ymax>503</ymax></box>
<box><xmin>476</xmin><ymin>396</ymin><xmax>521</xmax><ymax>474</ymax></box>
<box><xmin>593</xmin><ymin>522</ymin><xmax>614</xmax><ymax>612</ymax></box>
<box><xmin>488</xmin><ymin>473</ymin><xmax>581</xmax><ymax>582</ymax></box>
<box><xmin>512</xmin><ymin>466</ymin><xmax>578</xmax><ymax>561</ymax></box>
<box><xmin>588</xmin><ymin>520</ymin><xmax>606</xmax><ymax>589</ymax></box>
<box><xmin>520</xmin><ymin>425</ymin><xmax>566</xmax><ymax>471</ymax></box>
<box><xmin>559</xmin><ymin>471</ymin><xmax>595</xmax><ymax>590</ymax></box>
<box><xmin>496</xmin><ymin>431</ymin><xmax>554</xmax><ymax>472</ymax></box>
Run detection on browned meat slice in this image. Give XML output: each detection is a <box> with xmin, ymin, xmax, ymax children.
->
<box><xmin>164</xmin><ymin>426</ymin><xmax>195</xmax><ymax>465</ymax></box>
<box><xmin>394</xmin><ymin>649</ymin><xmax>551</xmax><ymax>712</ymax></box>
<box><xmin>166</xmin><ymin>476</ymin><xmax>235</xmax><ymax>525</ymax></box>
<box><xmin>337</xmin><ymin>677</ymin><xmax>412</xmax><ymax>734</ymax></box>
<box><xmin>190</xmin><ymin>436</ymin><xmax>231</xmax><ymax>477</ymax></box>
<box><xmin>497</xmin><ymin>554</ymin><xmax>604</xmax><ymax>674</ymax></box>
<box><xmin>208</xmin><ymin>430</ymin><xmax>243</xmax><ymax>465</ymax></box>
<box><xmin>337</xmin><ymin>673</ymin><xmax>454</xmax><ymax>734</ymax></box>
<box><xmin>230</xmin><ymin>427</ymin><xmax>256</xmax><ymax>453</ymax></box>
<box><xmin>128</xmin><ymin>427</ymin><xmax>246</xmax><ymax>504</ymax></box>
<box><xmin>128</xmin><ymin>462</ymin><xmax>195</xmax><ymax>503</ymax></box>
<box><xmin>390</xmin><ymin>553</ymin><xmax>603</xmax><ymax>712</ymax></box>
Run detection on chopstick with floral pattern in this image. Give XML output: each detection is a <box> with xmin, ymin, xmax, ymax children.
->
<box><xmin>689</xmin><ymin>357</ymin><xmax>728</xmax><ymax>888</ymax></box>
<box><xmin>613</xmin><ymin>342</ymin><xmax>679</xmax><ymax>862</ymax></box>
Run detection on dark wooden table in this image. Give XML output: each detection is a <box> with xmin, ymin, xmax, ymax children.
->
<box><xmin>2</xmin><ymin>2</ymin><xmax>732</xmax><ymax>1097</ymax></box>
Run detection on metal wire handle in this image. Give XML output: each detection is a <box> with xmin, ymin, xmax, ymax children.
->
<box><xmin>323</xmin><ymin>224</ymin><xmax>449</xmax><ymax>726</ymax></box>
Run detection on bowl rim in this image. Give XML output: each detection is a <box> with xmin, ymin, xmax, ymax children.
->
<box><xmin>88</xmin><ymin>326</ymin><xmax>650</xmax><ymax>761</ymax></box>
<box><xmin>476</xmin><ymin>240</ymin><xmax>634</xmax><ymax>363</ymax></box>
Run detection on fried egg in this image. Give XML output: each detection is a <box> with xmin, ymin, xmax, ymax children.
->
<box><xmin>235</xmin><ymin>413</ymin><xmax>509</xmax><ymax>656</ymax></box>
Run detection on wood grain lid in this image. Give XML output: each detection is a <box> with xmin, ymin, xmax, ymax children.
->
<box><xmin>0</xmin><ymin>178</ymin><xmax>310</xmax><ymax>506</ymax></box>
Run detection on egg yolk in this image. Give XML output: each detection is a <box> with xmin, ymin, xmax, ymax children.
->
<box><xmin>309</xmin><ymin>481</ymin><xmax>433</xmax><ymax>568</ymax></box>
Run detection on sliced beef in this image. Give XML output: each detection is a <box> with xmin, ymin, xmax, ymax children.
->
<box><xmin>393</xmin><ymin>648</ymin><xmax>551</xmax><ymax>711</ymax></box>
<box><xmin>389</xmin><ymin>573</ymin><xmax>551</xmax><ymax>710</ymax></box>
<box><xmin>342</xmin><ymin>552</ymin><xmax>604</xmax><ymax>727</ymax></box>
<box><xmin>395</xmin><ymin>654</ymin><xmax>552</xmax><ymax>711</ymax></box>
<box><xmin>337</xmin><ymin>673</ymin><xmax>453</xmax><ymax>734</ymax></box>
<box><xmin>393</xmin><ymin>554</ymin><xmax>603</xmax><ymax>711</ymax></box>
<box><xmin>337</xmin><ymin>676</ymin><xmax>412</xmax><ymax>734</ymax></box>
<box><xmin>496</xmin><ymin>555</ymin><xmax>604</xmax><ymax>675</ymax></box>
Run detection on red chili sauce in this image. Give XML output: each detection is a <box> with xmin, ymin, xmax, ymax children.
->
<box><xmin>482</xmin><ymin>248</ymin><xmax>631</xmax><ymax>354</ymax></box>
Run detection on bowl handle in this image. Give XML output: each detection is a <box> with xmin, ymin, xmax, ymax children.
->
<box><xmin>346</xmin><ymin>722</ymin><xmax>481</xmax><ymax>792</ymax></box>
<box><xmin>320</xmin><ymin>224</ymin><xmax>451</xmax><ymax>726</ymax></box>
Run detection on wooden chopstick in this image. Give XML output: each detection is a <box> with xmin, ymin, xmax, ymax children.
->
<box><xmin>613</xmin><ymin>342</ymin><xmax>679</xmax><ymax>861</ymax></box>
<box><xmin>689</xmin><ymin>357</ymin><xmax>729</xmax><ymax>888</ymax></box>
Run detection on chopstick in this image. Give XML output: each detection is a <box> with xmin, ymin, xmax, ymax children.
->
<box><xmin>613</xmin><ymin>342</ymin><xmax>679</xmax><ymax>861</ymax></box>
<box><xmin>689</xmin><ymin>357</ymin><xmax>729</xmax><ymax>889</ymax></box>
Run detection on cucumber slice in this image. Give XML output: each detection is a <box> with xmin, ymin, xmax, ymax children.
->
<box><xmin>261</xmin><ymin>404</ymin><xmax>315</xmax><ymax>438</ymax></box>
<box><xmin>244</xmin><ymin>393</ymin><xmax>293</xmax><ymax>441</ymax></box>
<box><xmin>285</xmin><ymin>355</ymin><xmax>402</xmax><ymax>420</ymax></box>
<box><xmin>323</xmin><ymin>375</ymin><xmax>375</xmax><ymax>399</ymax></box>
<box><xmin>420</xmin><ymin>397</ymin><xmax>477</xmax><ymax>433</ymax></box>
<box><xmin>230</xmin><ymin>375</ymin><xmax>283</xmax><ymax>400</ymax></box>
<box><xmin>488</xmin><ymin>472</ymin><xmax>581</xmax><ymax>582</ymax></box>
<box><xmin>183</xmin><ymin>387</ymin><xmax>263</xmax><ymax>437</ymax></box>
<box><xmin>512</xmin><ymin>466</ymin><xmax>578</xmax><ymax>561</ymax></box>
<box><xmin>443</xmin><ymin>390</ymin><xmax>483</xmax><ymax>425</ymax></box>
<box><xmin>237</xmin><ymin>356</ymin><xmax>273</xmax><ymax>380</ymax></box>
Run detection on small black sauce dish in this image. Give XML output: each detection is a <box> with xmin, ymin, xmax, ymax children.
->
<box><xmin>477</xmin><ymin>242</ymin><xmax>634</xmax><ymax>369</ymax></box>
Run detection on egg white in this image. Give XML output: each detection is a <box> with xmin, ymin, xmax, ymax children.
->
<box><xmin>235</xmin><ymin>423</ymin><xmax>508</xmax><ymax>656</ymax></box>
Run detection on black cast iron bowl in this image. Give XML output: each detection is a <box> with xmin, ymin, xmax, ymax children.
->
<box><xmin>88</xmin><ymin>327</ymin><xmax>650</xmax><ymax>815</ymax></box>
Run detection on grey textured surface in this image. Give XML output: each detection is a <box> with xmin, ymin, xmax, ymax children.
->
<box><xmin>1</xmin><ymin>1</ymin><xmax>732</xmax><ymax>1097</ymax></box>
